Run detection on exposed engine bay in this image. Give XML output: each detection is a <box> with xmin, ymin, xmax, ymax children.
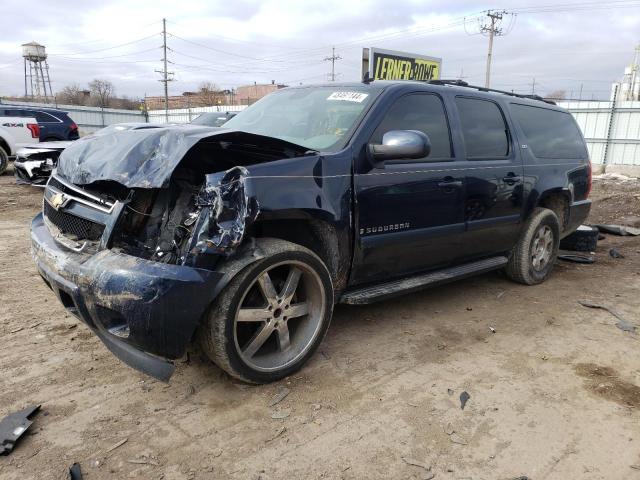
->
<box><xmin>112</xmin><ymin>165</ymin><xmax>258</xmax><ymax>267</ymax></box>
<box><xmin>46</xmin><ymin>127</ymin><xmax>311</xmax><ymax>266</ymax></box>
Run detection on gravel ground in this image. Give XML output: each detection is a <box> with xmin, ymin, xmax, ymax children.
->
<box><xmin>0</xmin><ymin>166</ymin><xmax>639</xmax><ymax>480</ymax></box>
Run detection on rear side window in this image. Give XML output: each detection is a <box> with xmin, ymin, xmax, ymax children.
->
<box><xmin>455</xmin><ymin>97</ymin><xmax>510</xmax><ymax>159</ymax></box>
<box><xmin>34</xmin><ymin>111</ymin><xmax>60</xmax><ymax>122</ymax></box>
<box><xmin>510</xmin><ymin>104</ymin><xmax>587</xmax><ymax>159</ymax></box>
<box><xmin>371</xmin><ymin>93</ymin><xmax>452</xmax><ymax>159</ymax></box>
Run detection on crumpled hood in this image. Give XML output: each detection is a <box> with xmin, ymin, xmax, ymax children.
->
<box><xmin>56</xmin><ymin>125</ymin><xmax>308</xmax><ymax>189</ymax></box>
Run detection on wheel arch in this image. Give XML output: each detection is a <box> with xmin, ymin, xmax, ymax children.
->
<box><xmin>530</xmin><ymin>188</ymin><xmax>571</xmax><ymax>234</ymax></box>
<box><xmin>248</xmin><ymin>216</ymin><xmax>349</xmax><ymax>295</ymax></box>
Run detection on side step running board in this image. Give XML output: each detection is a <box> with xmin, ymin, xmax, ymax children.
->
<box><xmin>340</xmin><ymin>256</ymin><xmax>508</xmax><ymax>305</ymax></box>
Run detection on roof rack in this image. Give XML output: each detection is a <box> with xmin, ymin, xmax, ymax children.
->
<box><xmin>427</xmin><ymin>79</ymin><xmax>557</xmax><ymax>105</ymax></box>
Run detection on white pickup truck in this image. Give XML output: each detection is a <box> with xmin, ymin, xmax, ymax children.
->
<box><xmin>0</xmin><ymin>115</ymin><xmax>40</xmax><ymax>174</ymax></box>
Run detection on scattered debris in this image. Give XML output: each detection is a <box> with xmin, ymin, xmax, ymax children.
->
<box><xmin>0</xmin><ymin>405</ymin><xmax>41</xmax><ymax>455</ymax></box>
<box><xmin>268</xmin><ymin>387</ymin><xmax>290</xmax><ymax>407</ymax></box>
<box><xmin>560</xmin><ymin>225</ymin><xmax>599</xmax><ymax>251</ymax></box>
<box><xmin>104</xmin><ymin>438</ymin><xmax>128</xmax><ymax>454</ymax></box>
<box><xmin>443</xmin><ymin>423</ymin><xmax>455</xmax><ymax>435</ymax></box>
<box><xmin>460</xmin><ymin>391</ymin><xmax>471</xmax><ymax>410</ymax></box>
<box><xmin>631</xmin><ymin>465</ymin><xmax>640</xmax><ymax>470</ymax></box>
<box><xmin>8</xmin><ymin>326</ymin><xmax>23</xmax><ymax>334</ymax></box>
<box><xmin>127</xmin><ymin>458</ymin><xmax>160</xmax><ymax>466</ymax></box>
<box><xmin>271</xmin><ymin>409</ymin><xmax>291</xmax><ymax>420</ymax></box>
<box><xmin>69</xmin><ymin>462</ymin><xmax>83</xmax><ymax>480</ymax></box>
<box><xmin>511</xmin><ymin>477</ymin><xmax>531</xmax><ymax>480</ymax></box>
<box><xmin>609</xmin><ymin>248</ymin><xmax>625</xmax><ymax>258</ymax></box>
<box><xmin>489</xmin><ymin>326</ymin><xmax>496</xmax><ymax>333</ymax></box>
<box><xmin>449</xmin><ymin>433</ymin><xmax>468</xmax><ymax>445</ymax></box>
<box><xmin>558</xmin><ymin>253</ymin><xmax>595</xmax><ymax>264</ymax></box>
<box><xmin>401</xmin><ymin>457</ymin><xmax>430</xmax><ymax>470</ymax></box>
<box><xmin>466</xmin><ymin>307</ymin><xmax>473</xmax><ymax>311</ymax></box>
<box><xmin>422</xmin><ymin>472</ymin><xmax>435</xmax><ymax>480</ymax></box>
<box><xmin>592</xmin><ymin>224</ymin><xmax>640</xmax><ymax>236</ymax></box>
<box><xmin>496</xmin><ymin>291</ymin><xmax>506</xmax><ymax>299</ymax></box>
<box><xmin>266</xmin><ymin>426</ymin><xmax>286</xmax><ymax>442</ymax></box>
<box><xmin>320</xmin><ymin>351</ymin><xmax>331</xmax><ymax>360</ymax></box>
<box><xmin>447</xmin><ymin>388</ymin><xmax>454</xmax><ymax>396</ymax></box>
<box><xmin>578</xmin><ymin>300</ymin><xmax>637</xmax><ymax>333</ymax></box>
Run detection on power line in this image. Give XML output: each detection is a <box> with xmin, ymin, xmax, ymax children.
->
<box><xmin>49</xmin><ymin>33</ymin><xmax>160</xmax><ymax>56</ymax></box>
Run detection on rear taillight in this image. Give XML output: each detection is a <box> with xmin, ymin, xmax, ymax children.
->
<box><xmin>585</xmin><ymin>161</ymin><xmax>592</xmax><ymax>199</ymax></box>
<box><xmin>70</xmin><ymin>122</ymin><xmax>78</xmax><ymax>132</ymax></box>
<box><xmin>27</xmin><ymin>123</ymin><xmax>40</xmax><ymax>139</ymax></box>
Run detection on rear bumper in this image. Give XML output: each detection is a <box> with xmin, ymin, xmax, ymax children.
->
<box><xmin>565</xmin><ymin>199</ymin><xmax>592</xmax><ymax>237</ymax></box>
<box><xmin>31</xmin><ymin>212</ymin><xmax>225</xmax><ymax>381</ymax></box>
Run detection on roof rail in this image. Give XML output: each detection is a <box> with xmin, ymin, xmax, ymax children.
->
<box><xmin>427</xmin><ymin>79</ymin><xmax>557</xmax><ymax>105</ymax></box>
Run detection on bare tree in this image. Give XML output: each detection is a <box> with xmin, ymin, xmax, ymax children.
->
<box><xmin>197</xmin><ymin>81</ymin><xmax>223</xmax><ymax>106</ymax></box>
<box><xmin>89</xmin><ymin>79</ymin><xmax>115</xmax><ymax>107</ymax></box>
<box><xmin>57</xmin><ymin>84</ymin><xmax>90</xmax><ymax>105</ymax></box>
<box><xmin>545</xmin><ymin>89</ymin><xmax>567</xmax><ymax>100</ymax></box>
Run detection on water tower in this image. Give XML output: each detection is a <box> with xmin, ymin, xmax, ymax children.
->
<box><xmin>22</xmin><ymin>41</ymin><xmax>53</xmax><ymax>102</ymax></box>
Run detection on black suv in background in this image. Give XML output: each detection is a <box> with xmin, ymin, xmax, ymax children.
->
<box><xmin>30</xmin><ymin>80</ymin><xmax>591</xmax><ymax>383</ymax></box>
<box><xmin>0</xmin><ymin>106</ymin><xmax>79</xmax><ymax>141</ymax></box>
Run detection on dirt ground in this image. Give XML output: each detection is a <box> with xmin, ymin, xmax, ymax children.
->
<box><xmin>0</xmin><ymin>165</ymin><xmax>639</xmax><ymax>480</ymax></box>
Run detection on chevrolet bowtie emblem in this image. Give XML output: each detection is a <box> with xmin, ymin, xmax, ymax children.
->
<box><xmin>50</xmin><ymin>192</ymin><xmax>67</xmax><ymax>209</ymax></box>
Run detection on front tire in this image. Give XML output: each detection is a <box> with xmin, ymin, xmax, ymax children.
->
<box><xmin>506</xmin><ymin>208</ymin><xmax>560</xmax><ymax>285</ymax></box>
<box><xmin>198</xmin><ymin>239</ymin><xmax>334</xmax><ymax>383</ymax></box>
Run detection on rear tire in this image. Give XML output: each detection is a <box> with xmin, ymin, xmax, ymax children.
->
<box><xmin>198</xmin><ymin>238</ymin><xmax>334</xmax><ymax>383</ymax></box>
<box><xmin>0</xmin><ymin>146</ymin><xmax>8</xmax><ymax>175</ymax></box>
<box><xmin>506</xmin><ymin>208</ymin><xmax>560</xmax><ymax>285</ymax></box>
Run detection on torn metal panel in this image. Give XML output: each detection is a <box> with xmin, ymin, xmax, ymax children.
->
<box><xmin>187</xmin><ymin>166</ymin><xmax>259</xmax><ymax>258</ymax></box>
<box><xmin>0</xmin><ymin>405</ymin><xmax>41</xmax><ymax>455</ymax></box>
<box><xmin>56</xmin><ymin>126</ymin><xmax>310</xmax><ymax>189</ymax></box>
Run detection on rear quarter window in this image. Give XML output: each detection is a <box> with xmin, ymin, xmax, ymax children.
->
<box><xmin>510</xmin><ymin>104</ymin><xmax>587</xmax><ymax>159</ymax></box>
<box><xmin>454</xmin><ymin>97</ymin><xmax>510</xmax><ymax>159</ymax></box>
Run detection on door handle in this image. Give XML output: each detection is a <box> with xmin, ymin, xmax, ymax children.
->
<box><xmin>502</xmin><ymin>174</ymin><xmax>521</xmax><ymax>185</ymax></box>
<box><xmin>437</xmin><ymin>179</ymin><xmax>463</xmax><ymax>189</ymax></box>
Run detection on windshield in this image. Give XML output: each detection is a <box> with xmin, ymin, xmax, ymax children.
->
<box><xmin>223</xmin><ymin>86</ymin><xmax>379</xmax><ymax>152</ymax></box>
<box><xmin>191</xmin><ymin>113</ymin><xmax>233</xmax><ymax>127</ymax></box>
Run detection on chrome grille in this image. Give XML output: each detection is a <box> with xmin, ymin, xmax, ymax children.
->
<box><xmin>43</xmin><ymin>201</ymin><xmax>105</xmax><ymax>241</ymax></box>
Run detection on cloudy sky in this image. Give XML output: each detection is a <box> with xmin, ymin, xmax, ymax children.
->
<box><xmin>0</xmin><ymin>0</ymin><xmax>638</xmax><ymax>100</ymax></box>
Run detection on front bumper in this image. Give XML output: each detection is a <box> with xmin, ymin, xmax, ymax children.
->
<box><xmin>31</xmin><ymin>212</ymin><xmax>225</xmax><ymax>381</ymax></box>
<box><xmin>14</xmin><ymin>159</ymin><xmax>51</xmax><ymax>184</ymax></box>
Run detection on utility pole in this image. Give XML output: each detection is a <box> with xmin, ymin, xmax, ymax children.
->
<box><xmin>531</xmin><ymin>77</ymin><xmax>536</xmax><ymax>95</ymax></box>
<box><xmin>480</xmin><ymin>10</ymin><xmax>512</xmax><ymax>88</ymax></box>
<box><xmin>155</xmin><ymin>18</ymin><xmax>174</xmax><ymax>123</ymax></box>
<box><xmin>324</xmin><ymin>47</ymin><xmax>342</xmax><ymax>82</ymax></box>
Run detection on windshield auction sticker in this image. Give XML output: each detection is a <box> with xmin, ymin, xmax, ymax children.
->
<box><xmin>327</xmin><ymin>92</ymin><xmax>369</xmax><ymax>103</ymax></box>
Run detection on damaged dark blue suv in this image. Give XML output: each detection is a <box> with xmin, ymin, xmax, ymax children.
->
<box><xmin>31</xmin><ymin>80</ymin><xmax>591</xmax><ymax>383</ymax></box>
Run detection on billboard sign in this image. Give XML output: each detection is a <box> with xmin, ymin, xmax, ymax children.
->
<box><xmin>362</xmin><ymin>47</ymin><xmax>441</xmax><ymax>82</ymax></box>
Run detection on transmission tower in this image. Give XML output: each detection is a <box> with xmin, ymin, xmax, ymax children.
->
<box><xmin>22</xmin><ymin>42</ymin><xmax>53</xmax><ymax>102</ymax></box>
<box><xmin>324</xmin><ymin>47</ymin><xmax>342</xmax><ymax>82</ymax></box>
<box><xmin>480</xmin><ymin>10</ymin><xmax>515</xmax><ymax>88</ymax></box>
<box><xmin>155</xmin><ymin>18</ymin><xmax>174</xmax><ymax>122</ymax></box>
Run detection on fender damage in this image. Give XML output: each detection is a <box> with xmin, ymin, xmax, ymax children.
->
<box><xmin>32</xmin><ymin>126</ymin><xmax>313</xmax><ymax>381</ymax></box>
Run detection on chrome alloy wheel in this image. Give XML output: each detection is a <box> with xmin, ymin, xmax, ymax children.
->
<box><xmin>531</xmin><ymin>225</ymin><xmax>554</xmax><ymax>271</ymax></box>
<box><xmin>233</xmin><ymin>260</ymin><xmax>326</xmax><ymax>372</ymax></box>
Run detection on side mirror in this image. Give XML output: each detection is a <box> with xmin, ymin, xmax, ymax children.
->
<box><xmin>368</xmin><ymin>130</ymin><xmax>431</xmax><ymax>166</ymax></box>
